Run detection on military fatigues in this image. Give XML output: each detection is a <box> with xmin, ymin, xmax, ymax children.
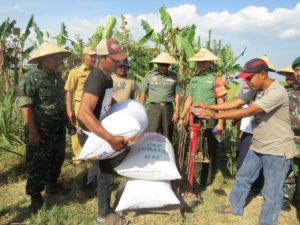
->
<box><xmin>65</xmin><ymin>64</ymin><xmax>91</xmax><ymax>161</ymax></box>
<box><xmin>141</xmin><ymin>69</ymin><xmax>180</xmax><ymax>142</ymax></box>
<box><xmin>283</xmin><ymin>85</ymin><xmax>300</xmax><ymax>201</ymax></box>
<box><xmin>18</xmin><ymin>66</ymin><xmax>66</xmax><ymax>195</ymax></box>
<box><xmin>187</xmin><ymin>71</ymin><xmax>226</xmax><ymax>186</ymax></box>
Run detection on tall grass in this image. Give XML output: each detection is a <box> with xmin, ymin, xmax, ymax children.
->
<box><xmin>0</xmin><ymin>90</ymin><xmax>25</xmax><ymax>158</ymax></box>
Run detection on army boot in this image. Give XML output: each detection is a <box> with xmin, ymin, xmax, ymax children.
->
<box><xmin>30</xmin><ymin>193</ymin><xmax>43</xmax><ymax>213</ymax></box>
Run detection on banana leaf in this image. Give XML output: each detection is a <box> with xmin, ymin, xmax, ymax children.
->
<box><xmin>0</xmin><ymin>18</ymin><xmax>16</xmax><ymax>39</ymax></box>
<box><xmin>140</xmin><ymin>19</ymin><xmax>159</xmax><ymax>43</ymax></box>
<box><xmin>102</xmin><ymin>16</ymin><xmax>116</xmax><ymax>38</ymax></box>
<box><xmin>159</xmin><ymin>6</ymin><xmax>172</xmax><ymax>34</ymax></box>
<box><xmin>175</xmin><ymin>35</ymin><xmax>195</xmax><ymax>67</ymax></box>
<box><xmin>32</xmin><ymin>21</ymin><xmax>44</xmax><ymax>45</ymax></box>
<box><xmin>20</xmin><ymin>15</ymin><xmax>34</xmax><ymax>43</ymax></box>
<box><xmin>88</xmin><ymin>26</ymin><xmax>103</xmax><ymax>47</ymax></box>
<box><xmin>56</xmin><ymin>22</ymin><xmax>68</xmax><ymax>46</ymax></box>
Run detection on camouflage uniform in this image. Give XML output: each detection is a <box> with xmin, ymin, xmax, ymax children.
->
<box><xmin>18</xmin><ymin>66</ymin><xmax>66</xmax><ymax>196</ymax></box>
<box><xmin>283</xmin><ymin>84</ymin><xmax>300</xmax><ymax>201</ymax></box>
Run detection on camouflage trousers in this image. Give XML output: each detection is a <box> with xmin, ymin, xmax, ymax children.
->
<box><xmin>25</xmin><ymin>125</ymin><xmax>66</xmax><ymax>196</ymax></box>
<box><xmin>283</xmin><ymin>144</ymin><xmax>300</xmax><ymax>201</ymax></box>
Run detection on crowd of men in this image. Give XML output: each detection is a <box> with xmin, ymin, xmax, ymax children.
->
<box><xmin>17</xmin><ymin>37</ymin><xmax>300</xmax><ymax>225</ymax></box>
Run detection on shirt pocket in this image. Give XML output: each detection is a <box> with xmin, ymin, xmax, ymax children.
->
<box><xmin>39</xmin><ymin>86</ymin><xmax>57</xmax><ymax>102</ymax></box>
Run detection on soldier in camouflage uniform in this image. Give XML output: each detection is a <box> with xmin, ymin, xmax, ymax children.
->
<box><xmin>276</xmin><ymin>64</ymin><xmax>299</xmax><ymax>211</ymax></box>
<box><xmin>286</xmin><ymin>56</ymin><xmax>300</xmax><ymax>210</ymax></box>
<box><xmin>18</xmin><ymin>42</ymin><xmax>71</xmax><ymax>213</ymax></box>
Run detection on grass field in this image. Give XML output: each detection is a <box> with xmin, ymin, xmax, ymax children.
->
<box><xmin>1</xmin><ymin>145</ymin><xmax>299</xmax><ymax>225</ymax></box>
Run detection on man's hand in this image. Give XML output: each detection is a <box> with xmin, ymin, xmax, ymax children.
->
<box><xmin>29</xmin><ymin>129</ymin><xmax>43</xmax><ymax>146</ymax></box>
<box><xmin>177</xmin><ymin>118</ymin><xmax>184</xmax><ymax>131</ymax></box>
<box><xmin>196</xmin><ymin>109</ymin><xmax>217</xmax><ymax>119</ymax></box>
<box><xmin>194</xmin><ymin>102</ymin><xmax>207</xmax><ymax>109</ymax></box>
<box><xmin>67</xmin><ymin>111</ymin><xmax>75</xmax><ymax>125</ymax></box>
<box><xmin>107</xmin><ymin>135</ymin><xmax>128</xmax><ymax>151</ymax></box>
<box><xmin>172</xmin><ymin>113</ymin><xmax>179</xmax><ymax>124</ymax></box>
<box><xmin>214</xmin><ymin>122</ymin><xmax>224</xmax><ymax>134</ymax></box>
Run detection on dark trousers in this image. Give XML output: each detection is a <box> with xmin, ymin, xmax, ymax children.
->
<box><xmin>25</xmin><ymin>126</ymin><xmax>66</xmax><ymax>195</ymax></box>
<box><xmin>78</xmin><ymin>130</ymin><xmax>113</xmax><ymax>217</ymax></box>
<box><xmin>147</xmin><ymin>103</ymin><xmax>174</xmax><ymax>142</ymax></box>
<box><xmin>200</xmin><ymin>128</ymin><xmax>219</xmax><ymax>186</ymax></box>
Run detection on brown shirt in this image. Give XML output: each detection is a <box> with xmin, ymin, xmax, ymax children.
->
<box><xmin>112</xmin><ymin>73</ymin><xmax>136</xmax><ymax>102</ymax></box>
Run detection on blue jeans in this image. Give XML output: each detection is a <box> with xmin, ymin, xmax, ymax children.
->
<box><xmin>230</xmin><ymin>149</ymin><xmax>290</xmax><ymax>225</ymax></box>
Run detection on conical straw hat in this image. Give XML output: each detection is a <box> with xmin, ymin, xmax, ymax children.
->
<box><xmin>188</xmin><ymin>48</ymin><xmax>219</xmax><ymax>62</ymax></box>
<box><xmin>28</xmin><ymin>42</ymin><xmax>71</xmax><ymax>64</ymax></box>
<box><xmin>151</xmin><ymin>52</ymin><xmax>177</xmax><ymax>64</ymax></box>
<box><xmin>259</xmin><ymin>55</ymin><xmax>276</xmax><ymax>72</ymax></box>
<box><xmin>277</xmin><ymin>65</ymin><xmax>294</xmax><ymax>76</ymax></box>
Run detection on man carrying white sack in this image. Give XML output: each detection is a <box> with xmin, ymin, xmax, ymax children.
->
<box><xmin>76</xmin><ymin>38</ymin><xmax>128</xmax><ymax>225</ymax></box>
<box><xmin>196</xmin><ymin>58</ymin><xmax>298</xmax><ymax>225</ymax></box>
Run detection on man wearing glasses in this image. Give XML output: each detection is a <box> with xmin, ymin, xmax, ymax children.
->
<box><xmin>140</xmin><ymin>52</ymin><xmax>181</xmax><ymax>142</ymax></box>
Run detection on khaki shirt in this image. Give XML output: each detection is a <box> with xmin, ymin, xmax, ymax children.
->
<box><xmin>112</xmin><ymin>73</ymin><xmax>136</xmax><ymax>102</ymax></box>
<box><xmin>242</xmin><ymin>81</ymin><xmax>297</xmax><ymax>159</ymax></box>
<box><xmin>64</xmin><ymin>64</ymin><xmax>92</xmax><ymax>102</ymax></box>
<box><xmin>140</xmin><ymin>70</ymin><xmax>181</xmax><ymax>103</ymax></box>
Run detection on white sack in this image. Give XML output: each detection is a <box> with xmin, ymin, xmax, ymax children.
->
<box><xmin>116</xmin><ymin>179</ymin><xmax>180</xmax><ymax>211</ymax></box>
<box><xmin>114</xmin><ymin>132</ymin><xmax>181</xmax><ymax>180</ymax></box>
<box><xmin>108</xmin><ymin>99</ymin><xmax>148</xmax><ymax>130</ymax></box>
<box><xmin>78</xmin><ymin>112</ymin><xmax>143</xmax><ymax>160</ymax></box>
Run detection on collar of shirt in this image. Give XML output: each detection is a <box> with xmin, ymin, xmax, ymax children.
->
<box><xmin>79</xmin><ymin>63</ymin><xmax>92</xmax><ymax>72</ymax></box>
<box><xmin>154</xmin><ymin>69</ymin><xmax>170</xmax><ymax>76</ymax></box>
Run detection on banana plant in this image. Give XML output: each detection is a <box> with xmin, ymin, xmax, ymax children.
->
<box><xmin>0</xmin><ymin>17</ymin><xmax>16</xmax><ymax>92</ymax></box>
<box><xmin>88</xmin><ymin>16</ymin><xmax>116</xmax><ymax>48</ymax></box>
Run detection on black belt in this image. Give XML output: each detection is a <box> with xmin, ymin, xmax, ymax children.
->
<box><xmin>150</xmin><ymin>102</ymin><xmax>172</xmax><ymax>106</ymax></box>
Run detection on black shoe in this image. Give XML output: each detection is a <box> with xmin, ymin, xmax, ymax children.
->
<box><xmin>46</xmin><ymin>183</ymin><xmax>70</xmax><ymax>195</ymax></box>
<box><xmin>281</xmin><ymin>198</ymin><xmax>291</xmax><ymax>212</ymax></box>
<box><xmin>30</xmin><ymin>193</ymin><xmax>43</xmax><ymax>213</ymax></box>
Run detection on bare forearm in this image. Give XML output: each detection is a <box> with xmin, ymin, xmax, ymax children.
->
<box><xmin>139</xmin><ymin>91</ymin><xmax>146</xmax><ymax>105</ymax></box>
<box><xmin>21</xmin><ymin>107</ymin><xmax>38</xmax><ymax>132</ymax></box>
<box><xmin>180</xmin><ymin>96</ymin><xmax>192</xmax><ymax>118</ymax></box>
<box><xmin>78</xmin><ymin>109</ymin><xmax>113</xmax><ymax>142</ymax></box>
<box><xmin>207</xmin><ymin>98</ymin><xmax>245</xmax><ymax>111</ymax></box>
<box><xmin>215</xmin><ymin>107</ymin><xmax>255</xmax><ymax>120</ymax></box>
<box><xmin>216</xmin><ymin>97</ymin><xmax>225</xmax><ymax>125</ymax></box>
<box><xmin>174</xmin><ymin>94</ymin><xmax>180</xmax><ymax>115</ymax></box>
<box><xmin>66</xmin><ymin>91</ymin><xmax>73</xmax><ymax>114</ymax></box>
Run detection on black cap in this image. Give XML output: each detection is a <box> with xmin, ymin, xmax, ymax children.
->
<box><xmin>119</xmin><ymin>58</ymin><xmax>130</xmax><ymax>68</ymax></box>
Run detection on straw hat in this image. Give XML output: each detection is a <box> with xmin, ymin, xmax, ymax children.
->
<box><xmin>259</xmin><ymin>55</ymin><xmax>276</xmax><ymax>72</ymax></box>
<box><xmin>151</xmin><ymin>52</ymin><xmax>177</xmax><ymax>64</ymax></box>
<box><xmin>28</xmin><ymin>42</ymin><xmax>71</xmax><ymax>64</ymax></box>
<box><xmin>277</xmin><ymin>65</ymin><xmax>294</xmax><ymax>76</ymax></box>
<box><xmin>188</xmin><ymin>48</ymin><xmax>220</xmax><ymax>62</ymax></box>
